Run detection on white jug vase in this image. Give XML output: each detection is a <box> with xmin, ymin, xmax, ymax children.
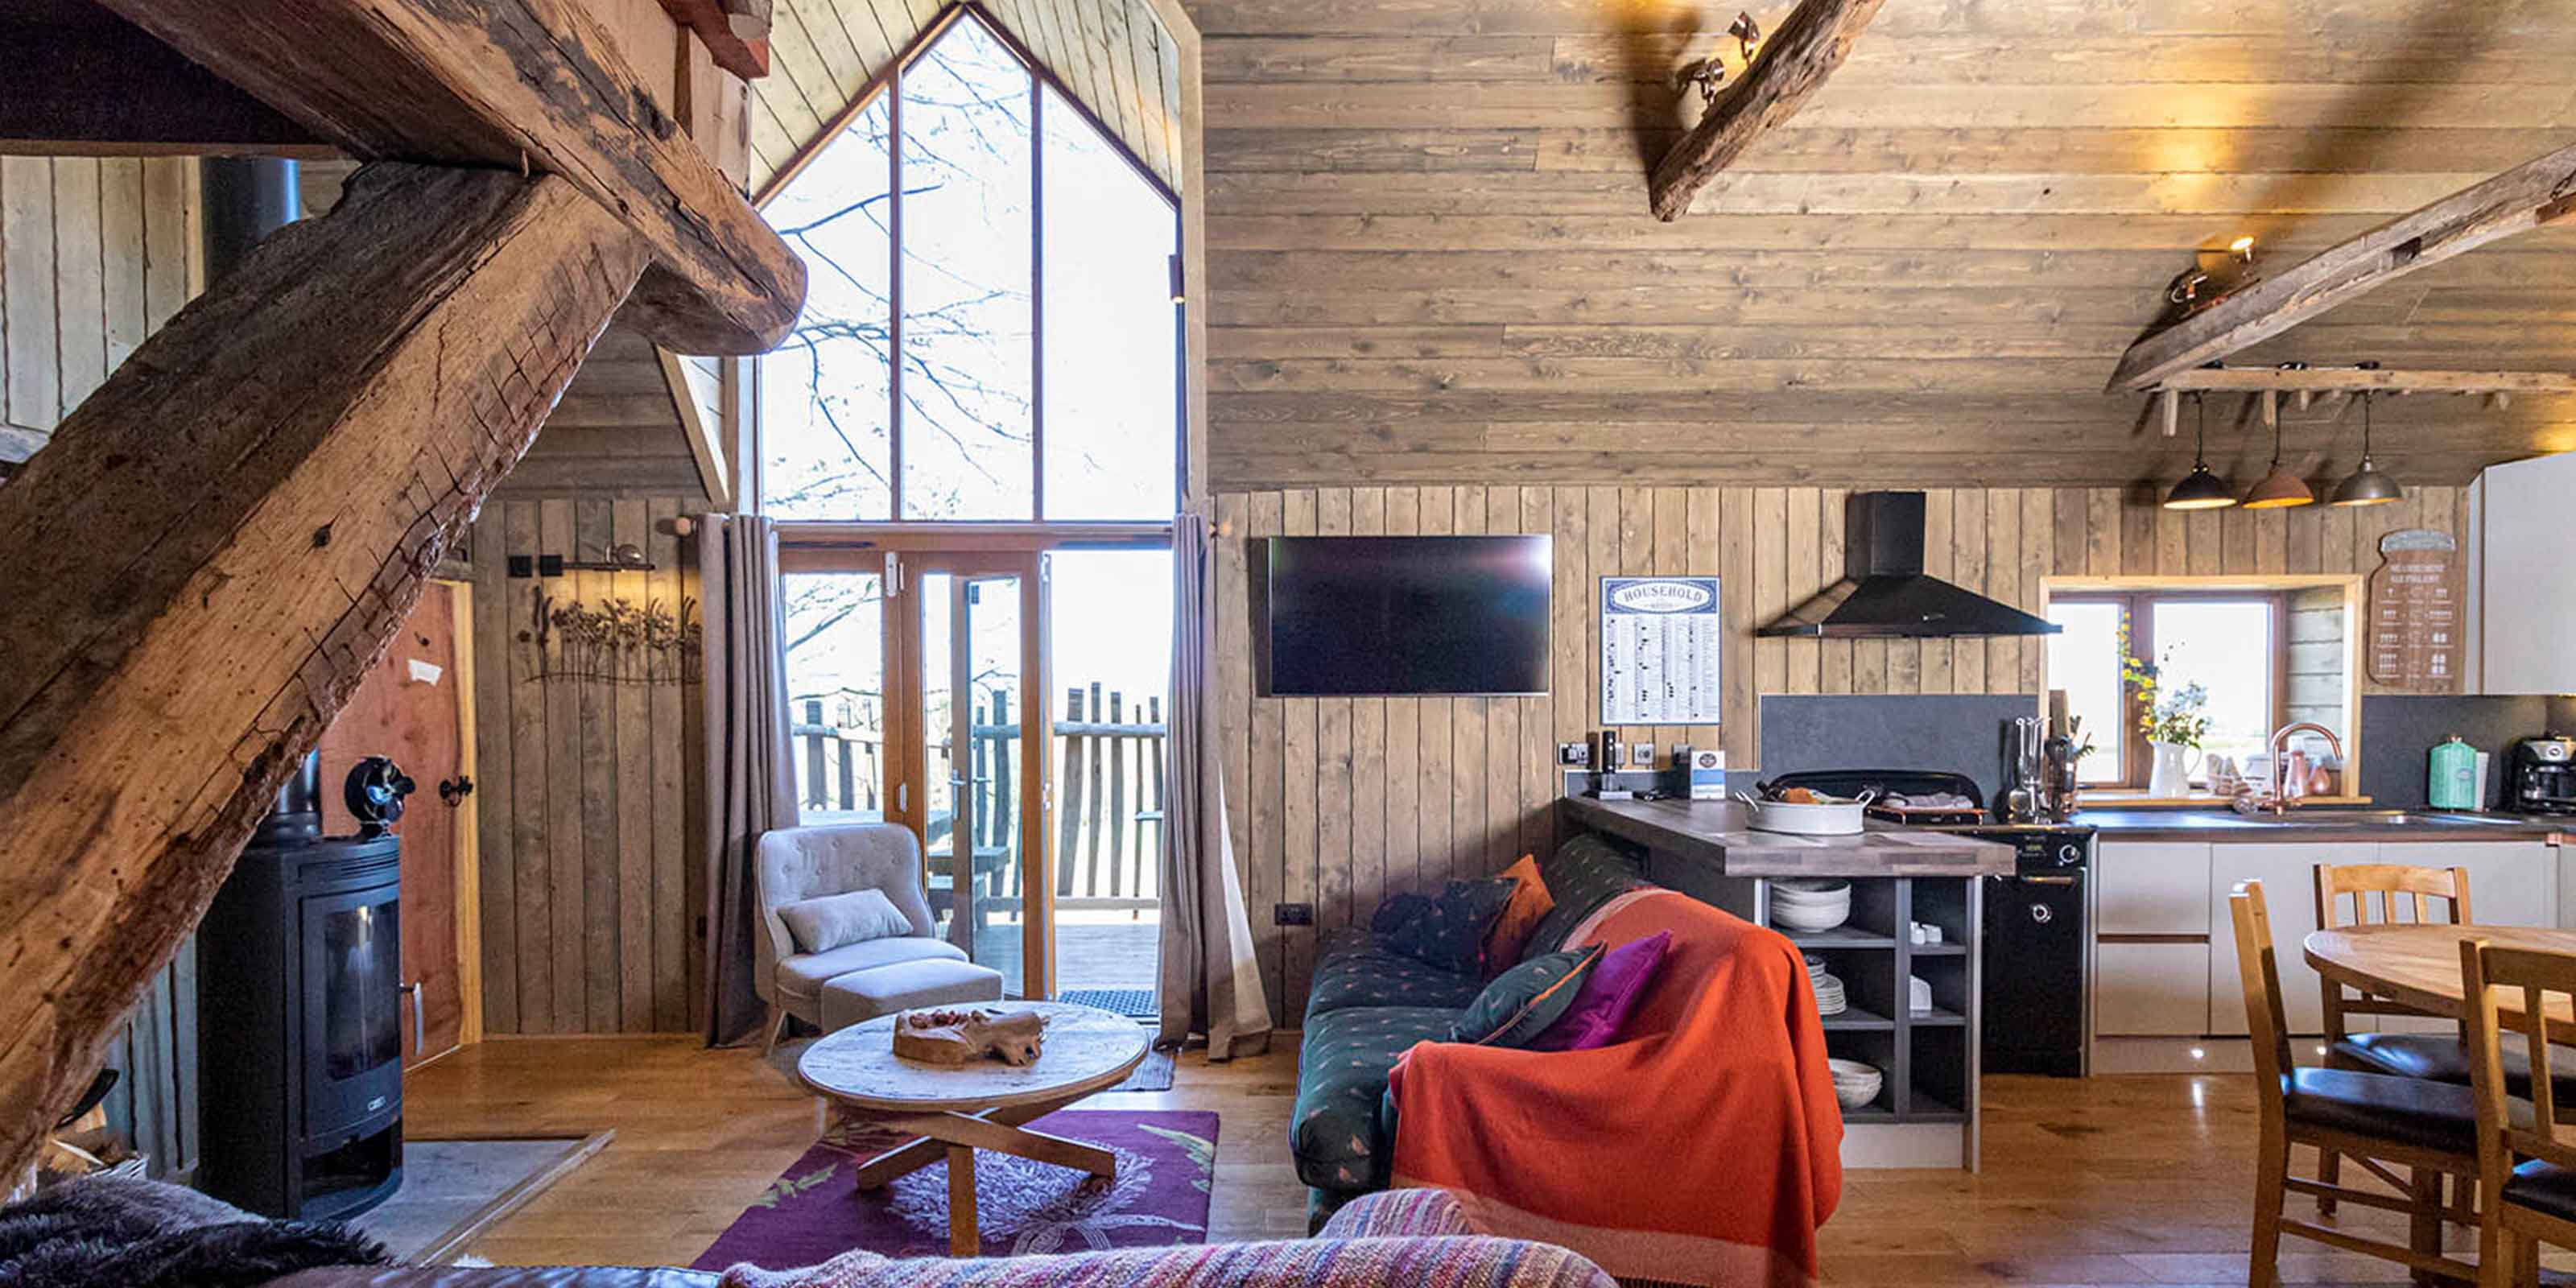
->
<box><xmin>2148</xmin><ymin>741</ymin><xmax>2201</xmax><ymax>798</ymax></box>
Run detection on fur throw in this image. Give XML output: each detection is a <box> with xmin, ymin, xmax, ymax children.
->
<box><xmin>0</xmin><ymin>1174</ymin><xmax>388</xmax><ymax>1288</ymax></box>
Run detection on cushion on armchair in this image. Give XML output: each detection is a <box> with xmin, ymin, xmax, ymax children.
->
<box><xmin>778</xmin><ymin>888</ymin><xmax>914</xmax><ymax>955</ymax></box>
<box><xmin>777</xmin><ymin>935</ymin><xmax>968</xmax><ymax>999</ymax></box>
<box><xmin>1452</xmin><ymin>945</ymin><xmax>1604</xmax><ymax>1046</ymax></box>
<box><xmin>1481</xmin><ymin>854</ymin><xmax>1554</xmax><ymax>968</ymax></box>
<box><xmin>1373</xmin><ymin>878</ymin><xmax>1518</xmax><ymax>974</ymax></box>
<box><xmin>1518</xmin><ymin>836</ymin><xmax>1650</xmax><ymax>961</ymax></box>
<box><xmin>1529</xmin><ymin>930</ymin><xmax>1670</xmax><ymax>1051</ymax></box>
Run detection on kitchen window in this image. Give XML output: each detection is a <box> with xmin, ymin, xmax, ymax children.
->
<box><xmin>2047</xmin><ymin>590</ymin><xmax>2299</xmax><ymax>791</ymax></box>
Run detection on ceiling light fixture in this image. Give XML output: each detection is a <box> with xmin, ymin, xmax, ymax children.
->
<box><xmin>2242</xmin><ymin>392</ymin><xmax>2314</xmax><ymax>509</ymax></box>
<box><xmin>2164</xmin><ymin>392</ymin><xmax>2237</xmax><ymax>510</ymax></box>
<box><xmin>2330</xmin><ymin>391</ymin><xmax>2404</xmax><ymax>507</ymax></box>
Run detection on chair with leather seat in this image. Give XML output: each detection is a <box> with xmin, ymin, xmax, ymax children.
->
<box><xmin>2232</xmin><ymin>880</ymin><xmax>2481</xmax><ymax>1287</ymax></box>
<box><xmin>2459</xmin><ymin>935</ymin><xmax>2576</xmax><ymax>1288</ymax></box>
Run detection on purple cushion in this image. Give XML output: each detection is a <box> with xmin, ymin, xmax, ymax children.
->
<box><xmin>1528</xmin><ymin>931</ymin><xmax>1670</xmax><ymax>1051</ymax></box>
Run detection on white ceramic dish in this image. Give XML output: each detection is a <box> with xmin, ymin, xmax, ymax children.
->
<box><xmin>1742</xmin><ymin>797</ymin><xmax>1869</xmax><ymax>836</ymax></box>
<box><xmin>1827</xmin><ymin>1058</ymin><xmax>1882</xmax><ymax>1110</ymax></box>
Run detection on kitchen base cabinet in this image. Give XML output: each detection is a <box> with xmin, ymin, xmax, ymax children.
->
<box><xmin>2205</xmin><ymin>844</ymin><xmax>2340</xmax><ymax>1038</ymax></box>
<box><xmin>2093</xmin><ymin>942</ymin><xmax>2211</xmax><ymax>1036</ymax></box>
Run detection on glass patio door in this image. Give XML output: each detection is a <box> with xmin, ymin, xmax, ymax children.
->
<box><xmin>890</xmin><ymin>551</ymin><xmax>1051</xmax><ymax>1000</ymax></box>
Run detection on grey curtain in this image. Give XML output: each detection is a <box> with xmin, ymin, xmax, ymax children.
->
<box><xmin>700</xmin><ymin>513</ymin><xmax>796</xmax><ymax>1046</ymax></box>
<box><xmin>1158</xmin><ymin>510</ymin><xmax>1274</xmax><ymax>1059</ymax></box>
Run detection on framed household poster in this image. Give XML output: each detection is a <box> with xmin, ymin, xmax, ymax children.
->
<box><xmin>1600</xmin><ymin>576</ymin><xmax>1723</xmax><ymax>724</ymax></box>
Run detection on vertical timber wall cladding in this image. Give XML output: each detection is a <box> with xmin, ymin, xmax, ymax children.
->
<box><xmin>0</xmin><ymin>157</ymin><xmax>198</xmax><ymax>469</ymax></box>
<box><xmin>465</xmin><ymin>497</ymin><xmax>708</xmax><ymax>1034</ymax></box>
<box><xmin>1217</xmin><ymin>485</ymin><xmax>2468</xmax><ymax>1023</ymax></box>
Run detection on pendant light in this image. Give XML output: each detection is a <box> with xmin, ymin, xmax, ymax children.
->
<box><xmin>2241</xmin><ymin>393</ymin><xmax>2314</xmax><ymax>509</ymax></box>
<box><xmin>2329</xmin><ymin>390</ymin><xmax>2404</xmax><ymax>507</ymax></box>
<box><xmin>2163</xmin><ymin>392</ymin><xmax>2237</xmax><ymax>510</ymax></box>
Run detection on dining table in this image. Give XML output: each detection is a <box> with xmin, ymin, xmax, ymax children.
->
<box><xmin>2305</xmin><ymin>923</ymin><xmax>2576</xmax><ymax>1042</ymax></box>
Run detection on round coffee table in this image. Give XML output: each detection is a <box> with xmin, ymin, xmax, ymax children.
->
<box><xmin>797</xmin><ymin>1001</ymin><xmax>1150</xmax><ymax>1255</ymax></box>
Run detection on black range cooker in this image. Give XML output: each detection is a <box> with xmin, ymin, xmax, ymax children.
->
<box><xmin>1763</xmin><ymin>770</ymin><xmax>2095</xmax><ymax>1078</ymax></box>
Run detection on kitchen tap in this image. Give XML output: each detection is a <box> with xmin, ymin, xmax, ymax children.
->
<box><xmin>2240</xmin><ymin>721</ymin><xmax>2344</xmax><ymax>815</ymax></box>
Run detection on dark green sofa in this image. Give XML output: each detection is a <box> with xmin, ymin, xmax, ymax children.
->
<box><xmin>1290</xmin><ymin>835</ymin><xmax>1655</xmax><ymax>1224</ymax></box>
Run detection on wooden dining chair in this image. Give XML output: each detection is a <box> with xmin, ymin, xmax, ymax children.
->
<box><xmin>2314</xmin><ymin>862</ymin><xmax>2472</xmax><ymax>1212</ymax></box>
<box><xmin>2459</xmin><ymin>935</ymin><xmax>2576</xmax><ymax>1288</ymax></box>
<box><xmin>2231</xmin><ymin>880</ymin><xmax>2481</xmax><ymax>1287</ymax></box>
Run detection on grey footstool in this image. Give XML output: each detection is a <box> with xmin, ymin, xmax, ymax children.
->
<box><xmin>819</xmin><ymin>956</ymin><xmax>1005</xmax><ymax>1033</ymax></box>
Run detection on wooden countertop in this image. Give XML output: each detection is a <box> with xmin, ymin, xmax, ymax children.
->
<box><xmin>1563</xmin><ymin>796</ymin><xmax>2016</xmax><ymax>877</ymax></box>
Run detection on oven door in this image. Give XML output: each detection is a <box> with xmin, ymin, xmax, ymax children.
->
<box><xmin>1979</xmin><ymin>870</ymin><xmax>2087</xmax><ymax>1076</ymax></box>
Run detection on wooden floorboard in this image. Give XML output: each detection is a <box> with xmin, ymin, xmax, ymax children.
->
<box><xmin>403</xmin><ymin>1035</ymin><xmax>2572</xmax><ymax>1279</ymax></box>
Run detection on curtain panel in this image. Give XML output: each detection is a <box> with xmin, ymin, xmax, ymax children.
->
<box><xmin>699</xmin><ymin>513</ymin><xmax>797</xmax><ymax>1046</ymax></box>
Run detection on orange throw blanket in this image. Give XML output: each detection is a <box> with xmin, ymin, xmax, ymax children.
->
<box><xmin>1385</xmin><ymin>890</ymin><xmax>1843</xmax><ymax>1287</ymax></box>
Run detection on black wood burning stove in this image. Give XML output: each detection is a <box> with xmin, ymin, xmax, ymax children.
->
<box><xmin>198</xmin><ymin>753</ymin><xmax>411</xmax><ymax>1219</ymax></box>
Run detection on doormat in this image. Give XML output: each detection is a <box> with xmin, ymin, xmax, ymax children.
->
<box><xmin>350</xmin><ymin>1132</ymin><xmax>611</xmax><ymax>1264</ymax></box>
<box><xmin>1108</xmin><ymin>1046</ymin><xmax>1175</xmax><ymax>1093</ymax></box>
<box><xmin>690</xmin><ymin>1109</ymin><xmax>1216</xmax><ymax>1270</ymax></box>
<box><xmin>1059</xmin><ymin>989</ymin><xmax>1157</xmax><ymax>1020</ymax></box>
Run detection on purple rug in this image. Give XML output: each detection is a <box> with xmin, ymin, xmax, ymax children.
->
<box><xmin>691</xmin><ymin>1110</ymin><xmax>1218</xmax><ymax>1270</ymax></box>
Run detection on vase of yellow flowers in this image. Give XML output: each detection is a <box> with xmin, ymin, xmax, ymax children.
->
<box><xmin>2121</xmin><ymin>616</ymin><xmax>2212</xmax><ymax>798</ymax></box>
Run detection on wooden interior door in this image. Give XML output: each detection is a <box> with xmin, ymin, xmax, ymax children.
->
<box><xmin>318</xmin><ymin>579</ymin><xmax>475</xmax><ymax>1067</ymax></box>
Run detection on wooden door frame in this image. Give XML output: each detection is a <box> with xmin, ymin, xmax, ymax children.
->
<box><xmin>442</xmin><ymin>577</ymin><xmax>484</xmax><ymax>1051</ymax></box>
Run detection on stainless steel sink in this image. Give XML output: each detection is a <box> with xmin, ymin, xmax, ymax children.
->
<box><xmin>2248</xmin><ymin>809</ymin><xmax>2522</xmax><ymax>826</ymax></box>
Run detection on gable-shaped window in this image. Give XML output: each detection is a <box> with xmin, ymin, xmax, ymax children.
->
<box><xmin>759</xmin><ymin>10</ymin><xmax>1181</xmax><ymax>522</ymax></box>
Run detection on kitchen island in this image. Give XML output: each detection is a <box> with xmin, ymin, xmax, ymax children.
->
<box><xmin>1562</xmin><ymin>796</ymin><xmax>2012</xmax><ymax>1170</ymax></box>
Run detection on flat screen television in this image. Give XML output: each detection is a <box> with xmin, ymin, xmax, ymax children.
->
<box><xmin>1257</xmin><ymin>535</ymin><xmax>1551</xmax><ymax>696</ymax></box>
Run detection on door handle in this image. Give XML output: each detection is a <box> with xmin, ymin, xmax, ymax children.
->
<box><xmin>2021</xmin><ymin>874</ymin><xmax>2079</xmax><ymax>886</ymax></box>
<box><xmin>398</xmin><ymin>981</ymin><xmax>424</xmax><ymax>1054</ymax></box>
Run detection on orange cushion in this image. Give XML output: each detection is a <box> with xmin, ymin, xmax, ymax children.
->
<box><xmin>1483</xmin><ymin>853</ymin><xmax>1555</xmax><ymax>972</ymax></box>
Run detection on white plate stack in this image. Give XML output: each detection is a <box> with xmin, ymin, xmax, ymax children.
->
<box><xmin>1771</xmin><ymin>878</ymin><xmax>1852</xmax><ymax>932</ymax></box>
<box><xmin>1827</xmin><ymin>1058</ymin><xmax>1883</xmax><ymax>1111</ymax></box>
<box><xmin>1805</xmin><ymin>955</ymin><xmax>1846</xmax><ymax>1017</ymax></box>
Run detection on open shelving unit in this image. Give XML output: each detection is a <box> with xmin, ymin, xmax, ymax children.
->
<box><xmin>1774</xmin><ymin>876</ymin><xmax>1982</xmax><ymax>1139</ymax></box>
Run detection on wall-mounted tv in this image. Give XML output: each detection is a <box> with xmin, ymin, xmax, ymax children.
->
<box><xmin>1257</xmin><ymin>535</ymin><xmax>1552</xmax><ymax>697</ymax></box>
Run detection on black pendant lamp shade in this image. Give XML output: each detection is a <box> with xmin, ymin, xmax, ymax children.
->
<box><xmin>2330</xmin><ymin>391</ymin><xmax>2403</xmax><ymax>507</ymax></box>
<box><xmin>2164</xmin><ymin>392</ymin><xmax>2237</xmax><ymax>510</ymax></box>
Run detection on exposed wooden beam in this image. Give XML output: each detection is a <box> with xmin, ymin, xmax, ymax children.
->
<box><xmin>656</xmin><ymin>347</ymin><xmax>736</xmax><ymax>509</ymax></box>
<box><xmin>654</xmin><ymin>0</ymin><xmax>770</xmax><ymax>79</ymax></box>
<box><xmin>0</xmin><ymin>163</ymin><xmax>650</xmax><ymax>1186</ymax></box>
<box><xmin>2108</xmin><ymin>142</ymin><xmax>2576</xmax><ymax>392</ymax></box>
<box><xmin>2156</xmin><ymin>367</ymin><xmax>2576</xmax><ymax>396</ymax></box>
<box><xmin>1646</xmin><ymin>0</ymin><xmax>1886</xmax><ymax>222</ymax></box>
<box><xmin>0</xmin><ymin>17</ymin><xmax>336</xmax><ymax>158</ymax></box>
<box><xmin>97</xmin><ymin>0</ymin><xmax>804</xmax><ymax>355</ymax></box>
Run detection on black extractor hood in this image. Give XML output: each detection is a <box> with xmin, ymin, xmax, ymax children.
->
<box><xmin>1757</xmin><ymin>492</ymin><xmax>2061</xmax><ymax>639</ymax></box>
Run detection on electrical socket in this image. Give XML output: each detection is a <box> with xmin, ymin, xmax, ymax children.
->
<box><xmin>1558</xmin><ymin>741</ymin><xmax>1591</xmax><ymax>766</ymax></box>
<box><xmin>1274</xmin><ymin>902</ymin><xmax>1315</xmax><ymax>927</ymax></box>
<box><xmin>1632</xmin><ymin>744</ymin><xmax>1657</xmax><ymax>766</ymax></box>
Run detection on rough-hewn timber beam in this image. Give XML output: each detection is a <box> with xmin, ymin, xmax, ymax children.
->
<box><xmin>2109</xmin><ymin>142</ymin><xmax>2576</xmax><ymax>393</ymax></box>
<box><xmin>0</xmin><ymin>16</ymin><xmax>335</xmax><ymax>158</ymax></box>
<box><xmin>1646</xmin><ymin>0</ymin><xmax>1886</xmax><ymax>222</ymax></box>
<box><xmin>0</xmin><ymin>163</ymin><xmax>650</xmax><ymax>1186</ymax></box>
<box><xmin>2154</xmin><ymin>367</ymin><xmax>2576</xmax><ymax>396</ymax></box>
<box><xmin>655</xmin><ymin>0</ymin><xmax>771</xmax><ymax>78</ymax></box>
<box><xmin>97</xmin><ymin>0</ymin><xmax>803</xmax><ymax>355</ymax></box>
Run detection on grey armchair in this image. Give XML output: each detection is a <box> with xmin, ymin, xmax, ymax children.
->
<box><xmin>753</xmin><ymin>823</ymin><xmax>1003</xmax><ymax>1052</ymax></box>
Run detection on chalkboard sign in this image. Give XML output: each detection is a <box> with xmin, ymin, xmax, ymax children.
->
<box><xmin>2367</xmin><ymin>528</ymin><xmax>2462</xmax><ymax>692</ymax></box>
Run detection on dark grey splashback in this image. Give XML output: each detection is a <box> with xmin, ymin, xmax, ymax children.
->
<box><xmin>2357</xmin><ymin>694</ymin><xmax>2576</xmax><ymax>809</ymax></box>
<box><xmin>1759</xmin><ymin>694</ymin><xmax>2040</xmax><ymax>805</ymax></box>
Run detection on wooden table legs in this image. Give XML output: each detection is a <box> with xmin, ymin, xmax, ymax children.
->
<box><xmin>839</xmin><ymin>1095</ymin><xmax>1117</xmax><ymax>1257</ymax></box>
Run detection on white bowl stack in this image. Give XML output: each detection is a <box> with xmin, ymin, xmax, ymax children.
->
<box><xmin>1771</xmin><ymin>878</ymin><xmax>1852</xmax><ymax>932</ymax></box>
<box><xmin>1827</xmin><ymin>1058</ymin><xmax>1883</xmax><ymax>1111</ymax></box>
<box><xmin>1805</xmin><ymin>955</ymin><xmax>1846</xmax><ymax>1017</ymax></box>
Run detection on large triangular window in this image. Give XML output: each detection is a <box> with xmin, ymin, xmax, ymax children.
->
<box><xmin>758</xmin><ymin>7</ymin><xmax>1180</xmax><ymax>522</ymax></box>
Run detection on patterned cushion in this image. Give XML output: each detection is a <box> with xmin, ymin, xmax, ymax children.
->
<box><xmin>1307</xmin><ymin>930</ymin><xmax>1486</xmax><ymax>1023</ymax></box>
<box><xmin>1292</xmin><ymin>1005</ymin><xmax>1461</xmax><ymax>1192</ymax></box>
<box><xmin>1521</xmin><ymin>836</ymin><xmax>1649</xmax><ymax>960</ymax></box>
<box><xmin>1452</xmin><ymin>946</ymin><xmax>1604</xmax><ymax>1046</ymax></box>
<box><xmin>1375</xmin><ymin>878</ymin><xmax>1518</xmax><ymax>974</ymax></box>
<box><xmin>718</xmin><ymin>1231</ymin><xmax>1620</xmax><ymax>1288</ymax></box>
<box><xmin>1482</xmin><ymin>854</ymin><xmax>1554</xmax><ymax>969</ymax></box>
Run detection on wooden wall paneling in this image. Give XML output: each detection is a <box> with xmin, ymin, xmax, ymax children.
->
<box><xmin>612</xmin><ymin>500</ymin><xmax>655</xmax><ymax>1031</ymax></box>
<box><xmin>1451</xmin><ymin>485</ymin><xmax>1488</xmax><ymax>878</ymax></box>
<box><xmin>1383</xmin><ymin>486</ymin><xmax>1422</xmax><ymax>901</ymax></box>
<box><xmin>96</xmin><ymin>160</ymin><xmax>147</xmax><ymax>374</ymax></box>
<box><xmin>1782</xmin><ymin>488</ymin><xmax>1820</xmax><ymax>696</ymax></box>
<box><xmin>52</xmin><ymin>159</ymin><xmax>105</xmax><ymax>415</ymax></box>
<box><xmin>2021</xmin><ymin>488</ymin><xmax>2052</xmax><ymax>693</ymax></box>
<box><xmin>539</xmin><ymin>499</ymin><xmax>585</xmax><ymax>1032</ymax></box>
<box><xmin>2</xmin><ymin>159</ymin><xmax>61</xmax><ymax>431</ymax></box>
<box><xmin>1486</xmin><ymin>485</ymin><xmax>1523</xmax><ymax>868</ymax></box>
<box><xmin>1312</xmin><ymin>489</ymin><xmax>1354</xmax><ymax>940</ymax></box>
<box><xmin>1984</xmin><ymin>489</ymin><xmax>2019</xmax><ymax>696</ymax></box>
<box><xmin>1347</xmin><ymin>489</ymin><xmax>1388</xmax><ymax>927</ymax></box>
<box><xmin>1919</xmin><ymin>488</ymin><xmax>1955</xmax><ymax>691</ymax></box>
<box><xmin>1752</xmin><ymin>488</ymin><xmax>1786</xmax><ymax>698</ymax></box>
<box><xmin>1952</xmin><ymin>489</ymin><xmax>1988</xmax><ymax>691</ymax></box>
<box><xmin>1520</xmin><ymin>485</ymin><xmax>1556</xmax><ymax>858</ymax></box>
<box><xmin>1241</xmin><ymin>491</ymin><xmax>1285</xmax><ymax>1020</ymax></box>
<box><xmin>1547</xmin><ymin>484</ymin><xmax>1585</xmax><ymax>815</ymax></box>
<box><xmin>1686</xmin><ymin>487</ymin><xmax>1729</xmax><ymax>745</ymax></box>
<box><xmin>648</xmin><ymin>498</ymin><xmax>690</xmax><ymax>1031</ymax></box>
<box><xmin>576</xmin><ymin>500</ymin><xmax>622</xmax><ymax>1030</ymax></box>
<box><xmin>140</xmin><ymin>159</ymin><xmax>196</xmax><ymax>328</ymax></box>
<box><xmin>1816</xmin><ymin>487</ymin><xmax>1852</xmax><ymax>695</ymax></box>
<box><xmin>2089</xmin><ymin>488</ymin><xmax>2125</xmax><ymax>576</ymax></box>
<box><xmin>1278</xmin><ymin>489</ymin><xmax>1318</xmax><ymax>1018</ymax></box>
<box><xmin>2187</xmin><ymin>509</ymin><xmax>2223</xmax><ymax>575</ymax></box>
<box><xmin>1416</xmin><ymin>485</ymin><xmax>1455</xmax><ymax>890</ymax></box>
<box><xmin>473</xmin><ymin>499</ymin><xmax>521</xmax><ymax>1037</ymax></box>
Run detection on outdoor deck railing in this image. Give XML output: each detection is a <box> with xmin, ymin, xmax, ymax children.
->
<box><xmin>791</xmin><ymin>683</ymin><xmax>1165</xmax><ymax>914</ymax></box>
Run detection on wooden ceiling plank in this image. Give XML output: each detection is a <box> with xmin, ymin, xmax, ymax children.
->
<box><xmin>97</xmin><ymin>0</ymin><xmax>805</xmax><ymax>355</ymax></box>
<box><xmin>2107</xmin><ymin>141</ymin><xmax>2576</xmax><ymax>392</ymax></box>
<box><xmin>786</xmin><ymin>0</ymin><xmax>871</xmax><ymax>93</ymax></box>
<box><xmin>1646</xmin><ymin>0</ymin><xmax>1888</xmax><ymax>222</ymax></box>
<box><xmin>0</xmin><ymin>162</ymin><xmax>649</xmax><ymax>1191</ymax></box>
<box><xmin>0</xmin><ymin>17</ymin><xmax>336</xmax><ymax>159</ymax></box>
